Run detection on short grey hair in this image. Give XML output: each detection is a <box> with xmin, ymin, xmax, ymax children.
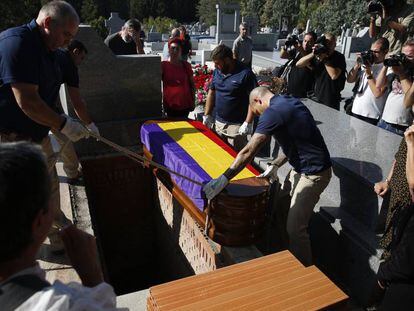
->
<box><xmin>249</xmin><ymin>86</ymin><xmax>273</xmax><ymax>105</ymax></box>
<box><xmin>171</xmin><ymin>28</ymin><xmax>180</xmax><ymax>38</ymax></box>
<box><xmin>38</xmin><ymin>0</ymin><xmax>79</xmax><ymax>25</ymax></box>
<box><xmin>124</xmin><ymin>19</ymin><xmax>141</xmax><ymax>31</ymax></box>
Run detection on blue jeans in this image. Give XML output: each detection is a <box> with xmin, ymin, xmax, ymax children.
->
<box><xmin>378</xmin><ymin>119</ymin><xmax>407</xmax><ymax>136</ymax></box>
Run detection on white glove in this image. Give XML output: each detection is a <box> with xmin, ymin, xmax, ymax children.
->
<box><xmin>203</xmin><ymin>175</ymin><xmax>229</xmax><ymax>200</ymax></box>
<box><xmin>87</xmin><ymin>122</ymin><xmax>100</xmax><ymax>137</ymax></box>
<box><xmin>202</xmin><ymin>115</ymin><xmax>215</xmax><ymax>129</ymax></box>
<box><xmin>60</xmin><ymin>116</ymin><xmax>89</xmax><ymax>142</ymax></box>
<box><xmin>238</xmin><ymin>122</ymin><xmax>253</xmax><ymax>135</ymax></box>
<box><xmin>257</xmin><ymin>164</ymin><xmax>278</xmax><ymax>183</ymax></box>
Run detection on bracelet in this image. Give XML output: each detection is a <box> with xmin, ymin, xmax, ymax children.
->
<box><xmin>385</xmin><ymin>178</ymin><xmax>389</xmax><ymax>184</ymax></box>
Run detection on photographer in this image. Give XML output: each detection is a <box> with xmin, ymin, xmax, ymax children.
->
<box><xmin>369</xmin><ymin>0</ymin><xmax>414</xmax><ymax>54</ymax></box>
<box><xmin>296</xmin><ymin>33</ymin><xmax>346</xmax><ymax>110</ymax></box>
<box><xmin>347</xmin><ymin>38</ymin><xmax>389</xmax><ymax>125</ymax></box>
<box><xmin>376</xmin><ymin>40</ymin><xmax>414</xmax><ymax>135</ymax></box>
<box><xmin>279</xmin><ymin>32</ymin><xmax>317</xmax><ymax>98</ymax></box>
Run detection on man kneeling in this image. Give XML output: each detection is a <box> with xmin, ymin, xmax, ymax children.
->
<box><xmin>0</xmin><ymin>142</ymin><xmax>117</xmax><ymax>310</ymax></box>
<box><xmin>204</xmin><ymin>86</ymin><xmax>332</xmax><ymax>266</ymax></box>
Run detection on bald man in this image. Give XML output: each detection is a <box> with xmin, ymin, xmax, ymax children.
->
<box><xmin>204</xmin><ymin>87</ymin><xmax>332</xmax><ymax>266</ymax></box>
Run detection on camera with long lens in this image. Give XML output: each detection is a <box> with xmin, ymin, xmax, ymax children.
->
<box><xmin>313</xmin><ymin>36</ymin><xmax>329</xmax><ymax>56</ymax></box>
<box><xmin>367</xmin><ymin>0</ymin><xmax>394</xmax><ymax>14</ymax></box>
<box><xmin>384</xmin><ymin>53</ymin><xmax>407</xmax><ymax>67</ymax></box>
<box><xmin>284</xmin><ymin>35</ymin><xmax>300</xmax><ymax>59</ymax></box>
<box><xmin>357</xmin><ymin>50</ymin><xmax>375</xmax><ymax>66</ymax></box>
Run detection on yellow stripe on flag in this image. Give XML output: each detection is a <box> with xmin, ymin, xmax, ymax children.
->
<box><xmin>157</xmin><ymin>121</ymin><xmax>256</xmax><ymax>180</ymax></box>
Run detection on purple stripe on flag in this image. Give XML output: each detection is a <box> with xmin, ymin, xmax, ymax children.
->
<box><xmin>140</xmin><ymin>123</ymin><xmax>210</xmax><ymax>210</ymax></box>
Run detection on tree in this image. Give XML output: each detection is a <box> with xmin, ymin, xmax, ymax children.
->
<box><xmin>81</xmin><ymin>0</ymin><xmax>99</xmax><ymax>22</ymax></box>
<box><xmin>261</xmin><ymin>0</ymin><xmax>300</xmax><ymax>29</ymax></box>
<box><xmin>240</xmin><ymin>0</ymin><xmax>266</xmax><ymax>19</ymax></box>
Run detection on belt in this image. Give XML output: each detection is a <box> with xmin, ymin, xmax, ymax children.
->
<box><xmin>382</xmin><ymin>120</ymin><xmax>408</xmax><ymax>132</ymax></box>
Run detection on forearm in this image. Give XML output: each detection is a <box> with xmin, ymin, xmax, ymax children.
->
<box><xmin>367</xmin><ymin>78</ymin><xmax>385</xmax><ymax>98</ymax></box>
<box><xmin>296</xmin><ymin>53</ymin><xmax>314</xmax><ymax>68</ymax></box>
<box><xmin>72</xmin><ymin>99</ymin><xmax>93</xmax><ymax>124</ymax></box>
<box><xmin>388</xmin><ymin>21</ymin><xmax>407</xmax><ymax>34</ymax></box>
<box><xmin>387</xmin><ymin>160</ymin><xmax>396</xmax><ymax>182</ymax></box>
<box><xmin>224</xmin><ymin>133</ymin><xmax>267</xmax><ymax>179</ymax></box>
<box><xmin>376</xmin><ymin>67</ymin><xmax>388</xmax><ymax>89</ymax></box>
<box><xmin>400</xmin><ymin>76</ymin><xmax>412</xmax><ymax>94</ymax></box>
<box><xmin>270</xmin><ymin>153</ymin><xmax>288</xmax><ymax>167</ymax></box>
<box><xmin>19</xmin><ymin>98</ymin><xmax>64</xmax><ymax>130</ymax></box>
<box><xmin>404</xmin><ymin>83</ymin><xmax>414</xmax><ymax>108</ymax></box>
<box><xmin>407</xmin><ymin>143</ymin><xmax>414</xmax><ymax>201</ymax></box>
<box><xmin>205</xmin><ymin>90</ymin><xmax>215</xmax><ymax>116</ymax></box>
<box><xmin>347</xmin><ymin>66</ymin><xmax>360</xmax><ymax>83</ymax></box>
<box><xmin>325</xmin><ymin>64</ymin><xmax>342</xmax><ymax>80</ymax></box>
<box><xmin>369</xmin><ymin>19</ymin><xmax>377</xmax><ymax>38</ymax></box>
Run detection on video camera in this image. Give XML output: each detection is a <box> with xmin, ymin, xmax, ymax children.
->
<box><xmin>357</xmin><ymin>50</ymin><xmax>375</xmax><ymax>66</ymax></box>
<box><xmin>367</xmin><ymin>0</ymin><xmax>394</xmax><ymax>14</ymax></box>
<box><xmin>313</xmin><ymin>36</ymin><xmax>329</xmax><ymax>56</ymax></box>
<box><xmin>284</xmin><ymin>35</ymin><xmax>300</xmax><ymax>59</ymax></box>
<box><xmin>384</xmin><ymin>53</ymin><xmax>407</xmax><ymax>67</ymax></box>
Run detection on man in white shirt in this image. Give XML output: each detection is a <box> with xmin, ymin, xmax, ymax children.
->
<box><xmin>378</xmin><ymin>40</ymin><xmax>414</xmax><ymax>135</ymax></box>
<box><xmin>162</xmin><ymin>28</ymin><xmax>180</xmax><ymax>61</ymax></box>
<box><xmin>347</xmin><ymin>38</ymin><xmax>389</xmax><ymax>125</ymax></box>
<box><xmin>0</xmin><ymin>142</ymin><xmax>117</xmax><ymax>310</ymax></box>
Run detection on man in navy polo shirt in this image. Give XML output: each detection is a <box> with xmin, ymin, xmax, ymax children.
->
<box><xmin>203</xmin><ymin>44</ymin><xmax>257</xmax><ymax>151</ymax></box>
<box><xmin>54</xmin><ymin>39</ymin><xmax>100</xmax><ymax>181</ymax></box>
<box><xmin>204</xmin><ymin>86</ymin><xmax>332</xmax><ymax>266</ymax></box>
<box><xmin>0</xmin><ymin>1</ymin><xmax>90</xmax><ymax>254</ymax></box>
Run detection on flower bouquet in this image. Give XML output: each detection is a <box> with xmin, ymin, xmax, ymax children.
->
<box><xmin>193</xmin><ymin>64</ymin><xmax>213</xmax><ymax>106</ymax></box>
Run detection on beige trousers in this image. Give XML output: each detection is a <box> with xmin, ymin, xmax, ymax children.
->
<box><xmin>0</xmin><ymin>133</ymin><xmax>72</xmax><ymax>251</ymax></box>
<box><xmin>51</xmin><ymin>130</ymin><xmax>81</xmax><ymax>179</ymax></box>
<box><xmin>282</xmin><ymin>167</ymin><xmax>332</xmax><ymax>266</ymax></box>
<box><xmin>214</xmin><ymin>120</ymin><xmax>248</xmax><ymax>152</ymax></box>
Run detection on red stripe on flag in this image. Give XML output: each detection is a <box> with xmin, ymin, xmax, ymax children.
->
<box><xmin>188</xmin><ymin>120</ymin><xmax>260</xmax><ymax>176</ymax></box>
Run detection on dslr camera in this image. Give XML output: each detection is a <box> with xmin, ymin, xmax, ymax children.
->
<box><xmin>357</xmin><ymin>50</ymin><xmax>375</xmax><ymax>66</ymax></box>
<box><xmin>367</xmin><ymin>0</ymin><xmax>394</xmax><ymax>14</ymax></box>
<box><xmin>384</xmin><ymin>53</ymin><xmax>407</xmax><ymax>67</ymax></box>
<box><xmin>284</xmin><ymin>35</ymin><xmax>300</xmax><ymax>59</ymax></box>
<box><xmin>313</xmin><ymin>36</ymin><xmax>329</xmax><ymax>56</ymax></box>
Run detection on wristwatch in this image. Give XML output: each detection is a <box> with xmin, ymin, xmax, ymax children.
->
<box><xmin>367</xmin><ymin>75</ymin><xmax>374</xmax><ymax>80</ymax></box>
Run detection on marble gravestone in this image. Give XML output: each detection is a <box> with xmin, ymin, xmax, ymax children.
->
<box><xmin>59</xmin><ymin>25</ymin><xmax>162</xmax><ymax>157</ymax></box>
<box><xmin>105</xmin><ymin>12</ymin><xmax>124</xmax><ymax>35</ymax></box>
<box><xmin>342</xmin><ymin>27</ymin><xmax>372</xmax><ymax>58</ymax></box>
<box><xmin>215</xmin><ymin>3</ymin><xmax>241</xmax><ymax>47</ymax></box>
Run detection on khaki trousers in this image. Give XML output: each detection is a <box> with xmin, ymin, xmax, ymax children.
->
<box><xmin>51</xmin><ymin>130</ymin><xmax>80</xmax><ymax>179</ymax></box>
<box><xmin>282</xmin><ymin>167</ymin><xmax>332</xmax><ymax>266</ymax></box>
<box><xmin>0</xmin><ymin>133</ymin><xmax>72</xmax><ymax>251</ymax></box>
<box><xmin>214</xmin><ymin>120</ymin><xmax>248</xmax><ymax>152</ymax></box>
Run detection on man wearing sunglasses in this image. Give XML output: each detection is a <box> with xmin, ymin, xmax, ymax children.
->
<box><xmin>347</xmin><ymin>37</ymin><xmax>389</xmax><ymax>125</ymax></box>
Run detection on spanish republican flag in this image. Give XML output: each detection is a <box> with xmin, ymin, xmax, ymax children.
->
<box><xmin>140</xmin><ymin>120</ymin><xmax>258</xmax><ymax>210</ymax></box>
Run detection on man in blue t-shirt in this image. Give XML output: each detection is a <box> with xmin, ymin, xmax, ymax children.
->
<box><xmin>0</xmin><ymin>1</ymin><xmax>90</xmax><ymax>254</ymax></box>
<box><xmin>203</xmin><ymin>44</ymin><xmax>257</xmax><ymax>151</ymax></box>
<box><xmin>54</xmin><ymin>39</ymin><xmax>100</xmax><ymax>181</ymax></box>
<box><xmin>204</xmin><ymin>86</ymin><xmax>332</xmax><ymax>266</ymax></box>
